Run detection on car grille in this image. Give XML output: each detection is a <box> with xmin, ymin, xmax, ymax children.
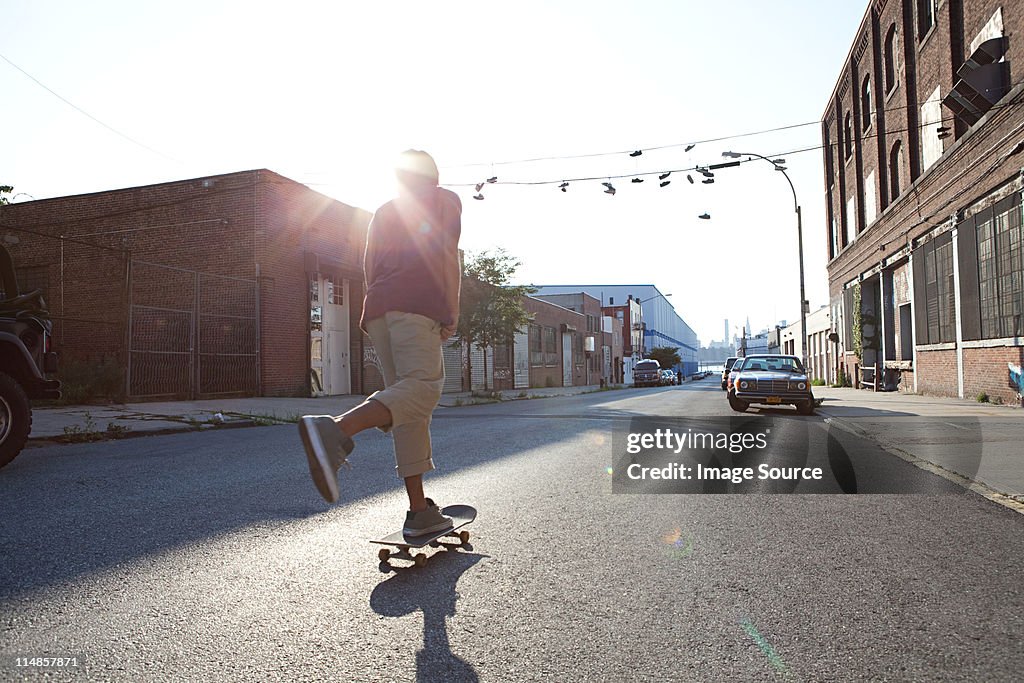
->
<box><xmin>755</xmin><ymin>379</ymin><xmax>789</xmax><ymax>393</ymax></box>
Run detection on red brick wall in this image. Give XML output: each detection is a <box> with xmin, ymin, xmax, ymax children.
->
<box><xmin>0</xmin><ymin>169</ymin><xmax>371</xmax><ymax>398</ymax></box>
<box><xmin>915</xmin><ymin>348</ymin><xmax>958</xmax><ymax>397</ymax></box>
<box><xmin>963</xmin><ymin>345</ymin><xmax>1024</xmax><ymax>404</ymax></box>
<box><xmin>523</xmin><ymin>297</ymin><xmax>585</xmax><ymax>388</ymax></box>
<box><xmin>254</xmin><ymin>171</ymin><xmax>370</xmax><ymax>396</ymax></box>
<box><xmin>0</xmin><ymin>171</ymin><xmax>259</xmax><ymax>372</ymax></box>
<box><xmin>825</xmin><ymin>1</ymin><xmax>1024</xmax><ymax>402</ymax></box>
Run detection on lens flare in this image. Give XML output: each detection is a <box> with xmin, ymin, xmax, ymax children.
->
<box><xmin>740</xmin><ymin>618</ymin><xmax>789</xmax><ymax>676</ymax></box>
<box><xmin>662</xmin><ymin>528</ymin><xmax>694</xmax><ymax>558</ymax></box>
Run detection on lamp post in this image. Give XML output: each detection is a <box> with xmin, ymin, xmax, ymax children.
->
<box><xmin>721</xmin><ymin>151</ymin><xmax>807</xmax><ymax>369</ymax></box>
<box><xmin>635</xmin><ymin>292</ymin><xmax>672</xmax><ymax>358</ymax></box>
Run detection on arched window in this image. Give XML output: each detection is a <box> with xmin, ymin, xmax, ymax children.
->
<box><xmin>889</xmin><ymin>140</ymin><xmax>903</xmax><ymax>200</ymax></box>
<box><xmin>884</xmin><ymin>25</ymin><xmax>899</xmax><ymax>93</ymax></box>
<box><xmin>862</xmin><ymin>76</ymin><xmax>872</xmax><ymax>129</ymax></box>
<box><xmin>844</xmin><ymin>112</ymin><xmax>853</xmax><ymax>159</ymax></box>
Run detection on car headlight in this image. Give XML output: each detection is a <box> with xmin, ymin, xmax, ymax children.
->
<box><xmin>739</xmin><ymin>379</ymin><xmax>752</xmax><ymax>390</ymax></box>
<box><xmin>789</xmin><ymin>381</ymin><xmax>807</xmax><ymax>391</ymax></box>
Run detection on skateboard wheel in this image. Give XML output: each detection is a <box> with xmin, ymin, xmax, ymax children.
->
<box><xmin>459</xmin><ymin>530</ymin><xmax>470</xmax><ymax>544</ymax></box>
<box><xmin>378</xmin><ymin>548</ymin><xmax>390</xmax><ymax>562</ymax></box>
<box><xmin>414</xmin><ymin>554</ymin><xmax>428</xmax><ymax>567</ymax></box>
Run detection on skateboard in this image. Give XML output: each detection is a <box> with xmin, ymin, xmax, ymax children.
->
<box><xmin>371</xmin><ymin>504</ymin><xmax>476</xmax><ymax>567</ymax></box>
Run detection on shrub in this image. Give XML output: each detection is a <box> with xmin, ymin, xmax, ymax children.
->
<box><xmin>811</xmin><ymin>379</ymin><xmax>826</xmax><ymax>386</ymax></box>
<box><xmin>56</xmin><ymin>357</ymin><xmax>125</xmax><ymax>405</ymax></box>
<box><xmin>976</xmin><ymin>392</ymin><xmax>990</xmax><ymax>403</ymax></box>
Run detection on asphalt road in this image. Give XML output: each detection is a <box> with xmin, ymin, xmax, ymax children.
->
<box><xmin>2</xmin><ymin>379</ymin><xmax>1023</xmax><ymax>682</ymax></box>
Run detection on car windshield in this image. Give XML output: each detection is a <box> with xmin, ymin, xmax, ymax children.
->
<box><xmin>740</xmin><ymin>356</ymin><xmax>804</xmax><ymax>373</ymax></box>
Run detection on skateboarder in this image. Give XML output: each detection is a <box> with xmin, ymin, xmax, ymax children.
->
<box><xmin>299</xmin><ymin>149</ymin><xmax>462</xmax><ymax>536</ymax></box>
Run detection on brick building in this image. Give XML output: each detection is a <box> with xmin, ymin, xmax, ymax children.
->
<box><xmin>823</xmin><ymin>0</ymin><xmax>1024</xmax><ymax>403</ymax></box>
<box><xmin>532</xmin><ymin>292</ymin><xmax>615</xmax><ymax>385</ymax></box>
<box><xmin>601</xmin><ymin>296</ymin><xmax>643</xmax><ymax>384</ymax></box>
<box><xmin>0</xmin><ymin>170</ymin><xmax>373</xmax><ymax>399</ymax></box>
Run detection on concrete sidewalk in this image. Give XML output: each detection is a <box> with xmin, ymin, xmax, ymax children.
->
<box><xmin>28</xmin><ymin>384</ymin><xmax>616</xmax><ymax>443</ymax></box>
<box><xmin>815</xmin><ymin>386</ymin><xmax>1024</xmax><ymax>511</ymax></box>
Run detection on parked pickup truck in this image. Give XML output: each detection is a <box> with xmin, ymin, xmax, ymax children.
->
<box><xmin>633</xmin><ymin>359</ymin><xmax>662</xmax><ymax>388</ymax></box>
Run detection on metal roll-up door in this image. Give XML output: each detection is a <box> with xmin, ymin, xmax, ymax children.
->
<box><xmin>442</xmin><ymin>338</ymin><xmax>464</xmax><ymax>393</ymax></box>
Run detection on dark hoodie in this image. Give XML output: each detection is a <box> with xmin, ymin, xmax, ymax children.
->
<box><xmin>359</xmin><ymin>185</ymin><xmax>463</xmax><ymax>332</ymax></box>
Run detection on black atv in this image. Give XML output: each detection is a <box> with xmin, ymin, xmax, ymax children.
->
<box><xmin>0</xmin><ymin>244</ymin><xmax>60</xmax><ymax>467</ymax></box>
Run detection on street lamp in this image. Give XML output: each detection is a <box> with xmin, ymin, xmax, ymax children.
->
<box><xmin>721</xmin><ymin>151</ymin><xmax>808</xmax><ymax>369</ymax></box>
<box><xmin>630</xmin><ymin>293</ymin><xmax>672</xmax><ymax>359</ymax></box>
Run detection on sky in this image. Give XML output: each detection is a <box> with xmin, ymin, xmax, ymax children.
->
<box><xmin>2</xmin><ymin>0</ymin><xmax>869</xmax><ymax>347</ymax></box>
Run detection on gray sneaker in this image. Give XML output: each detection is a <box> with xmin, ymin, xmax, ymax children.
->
<box><xmin>298</xmin><ymin>416</ymin><xmax>354</xmax><ymax>503</ymax></box>
<box><xmin>403</xmin><ymin>499</ymin><xmax>454</xmax><ymax>536</ymax></box>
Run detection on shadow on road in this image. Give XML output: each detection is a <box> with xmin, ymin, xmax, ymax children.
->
<box><xmin>0</xmin><ymin>404</ymin><xmax>598</xmax><ymax>598</ymax></box>
<box><xmin>370</xmin><ymin>551</ymin><xmax>484</xmax><ymax>682</ymax></box>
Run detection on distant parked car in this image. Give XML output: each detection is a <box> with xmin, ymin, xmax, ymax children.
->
<box><xmin>633</xmin><ymin>359</ymin><xmax>661</xmax><ymax>387</ymax></box>
<box><xmin>660</xmin><ymin>369</ymin><xmax>676</xmax><ymax>386</ymax></box>
<box><xmin>727</xmin><ymin>354</ymin><xmax>815</xmax><ymax>415</ymax></box>
<box><xmin>721</xmin><ymin>356</ymin><xmax>742</xmax><ymax>390</ymax></box>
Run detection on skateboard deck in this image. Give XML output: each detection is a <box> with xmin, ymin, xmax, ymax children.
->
<box><xmin>371</xmin><ymin>504</ymin><xmax>476</xmax><ymax>566</ymax></box>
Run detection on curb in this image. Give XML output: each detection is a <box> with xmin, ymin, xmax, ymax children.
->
<box><xmin>26</xmin><ymin>418</ymin><xmax>261</xmax><ymax>447</ymax></box>
<box><xmin>817</xmin><ymin>409</ymin><xmax>1024</xmax><ymax>516</ymax></box>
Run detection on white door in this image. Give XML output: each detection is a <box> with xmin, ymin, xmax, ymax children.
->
<box><xmin>323</xmin><ymin>277</ymin><xmax>351</xmax><ymax>395</ymax></box>
<box><xmin>513</xmin><ymin>331</ymin><xmax>529</xmax><ymax>389</ymax></box>
<box><xmin>562</xmin><ymin>333</ymin><xmax>573</xmax><ymax>387</ymax></box>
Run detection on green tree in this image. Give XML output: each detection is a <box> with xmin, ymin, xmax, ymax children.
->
<box><xmin>457</xmin><ymin>248</ymin><xmax>536</xmax><ymax>391</ymax></box>
<box><xmin>0</xmin><ymin>186</ymin><xmax>13</xmax><ymax>205</ymax></box>
<box><xmin>647</xmin><ymin>346</ymin><xmax>681</xmax><ymax>369</ymax></box>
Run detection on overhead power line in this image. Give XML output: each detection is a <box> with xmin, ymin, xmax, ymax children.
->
<box><xmin>0</xmin><ymin>51</ymin><xmax>178</xmax><ymax>163</ymax></box>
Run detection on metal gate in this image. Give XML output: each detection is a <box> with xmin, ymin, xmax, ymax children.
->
<box><xmin>128</xmin><ymin>260</ymin><xmax>259</xmax><ymax>398</ymax></box>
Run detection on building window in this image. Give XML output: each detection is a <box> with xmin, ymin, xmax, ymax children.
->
<box><xmin>977</xmin><ymin>200</ymin><xmax>1024</xmax><ymax>338</ymax></box>
<box><xmin>889</xmin><ymin>141</ymin><xmax>903</xmax><ymax>201</ymax></box>
<box><xmin>917</xmin><ymin>0</ymin><xmax>935</xmax><ymax>41</ymax></box>
<box><xmin>844</xmin><ymin>113</ymin><xmax>853</xmax><ymax>159</ymax></box>
<box><xmin>922</xmin><ymin>238</ymin><xmax>956</xmax><ymax>344</ymax></box>
<box><xmin>543</xmin><ymin>326</ymin><xmax>558</xmax><ymax>366</ymax></box>
<box><xmin>921</xmin><ymin>86</ymin><xmax>944</xmax><ymax>172</ymax></box>
<box><xmin>529</xmin><ymin>324</ymin><xmax>543</xmax><ymax>366</ymax></box>
<box><xmin>827</xmin><ymin>215</ymin><xmax>835</xmax><ymax>258</ymax></box>
<box><xmin>864</xmin><ymin>171</ymin><xmax>877</xmax><ymax>226</ymax></box>
<box><xmin>574</xmin><ymin>332</ymin><xmax>584</xmax><ymax>366</ymax></box>
<box><xmin>861</xmin><ymin>76</ymin><xmax>872</xmax><ymax>130</ymax></box>
<box><xmin>825</xmin><ymin>125</ymin><xmax>835</xmax><ymax>186</ymax></box>
<box><xmin>884</xmin><ymin>25</ymin><xmax>899</xmax><ymax>93</ymax></box>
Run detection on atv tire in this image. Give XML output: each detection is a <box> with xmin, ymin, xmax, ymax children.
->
<box><xmin>0</xmin><ymin>371</ymin><xmax>32</xmax><ymax>468</ymax></box>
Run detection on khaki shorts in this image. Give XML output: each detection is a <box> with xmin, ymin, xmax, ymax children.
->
<box><xmin>365</xmin><ymin>312</ymin><xmax>445</xmax><ymax>478</ymax></box>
